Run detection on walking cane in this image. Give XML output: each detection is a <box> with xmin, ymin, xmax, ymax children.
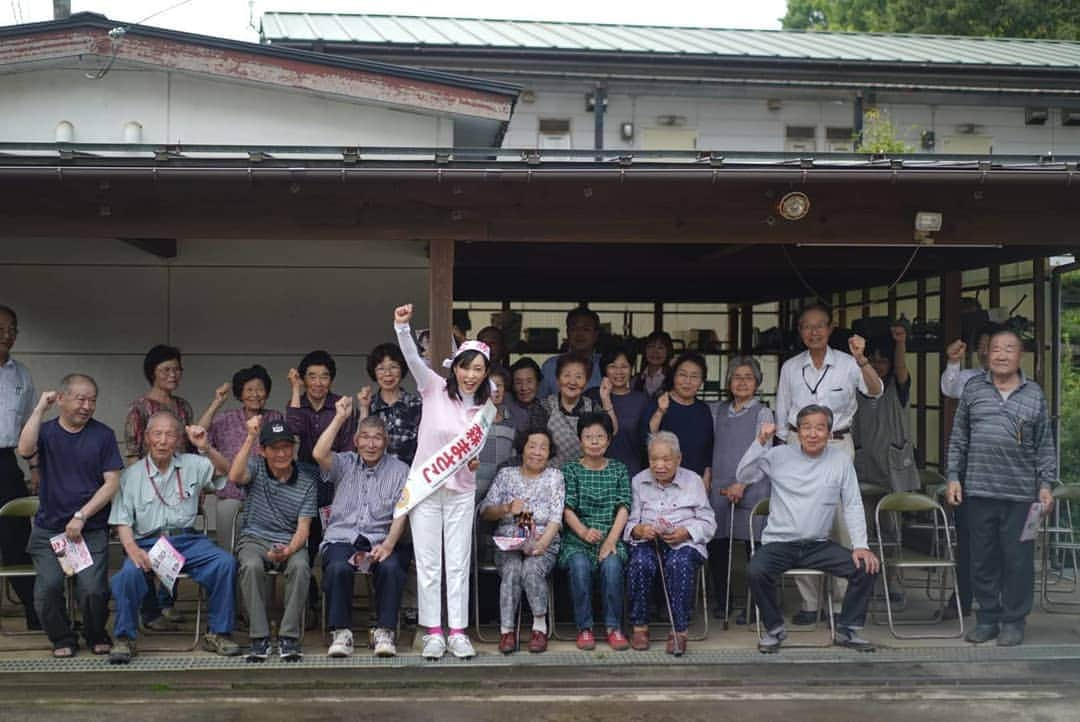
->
<box><xmin>723</xmin><ymin>498</ymin><xmax>736</xmax><ymax>631</ymax></box>
<box><xmin>654</xmin><ymin>538</ymin><xmax>685</xmax><ymax>657</ymax></box>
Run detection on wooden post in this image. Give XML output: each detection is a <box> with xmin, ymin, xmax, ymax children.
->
<box><xmin>727</xmin><ymin>305</ymin><xmax>739</xmax><ymax>355</ymax></box>
<box><xmin>941</xmin><ymin>271</ymin><xmax>963</xmax><ymax>464</ymax></box>
<box><xmin>989</xmin><ymin>264</ymin><xmax>1001</xmax><ymax>309</ymax></box>
<box><xmin>916</xmin><ymin>277</ymin><xmax>927</xmax><ymax>467</ymax></box>
<box><xmin>1035</xmin><ymin>258</ymin><xmax>1047</xmax><ymax>387</ymax></box>
<box><xmin>740</xmin><ymin>303</ymin><xmax>755</xmax><ymax>353</ymax></box>
<box><xmin>429</xmin><ymin>239</ymin><xmax>455</xmax><ymax>378</ymax></box>
<box><xmin>653</xmin><ymin>302</ymin><xmax>663</xmax><ymax>333</ymax></box>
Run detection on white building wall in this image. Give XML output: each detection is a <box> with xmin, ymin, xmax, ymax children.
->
<box><xmin>502</xmin><ymin>86</ymin><xmax>1080</xmax><ymax>155</ymax></box>
<box><xmin>0</xmin><ymin>68</ymin><xmax>454</xmax><ymax>146</ymax></box>
<box><xmin>0</xmin><ymin>238</ymin><xmax>430</xmax><ymax>443</ymax></box>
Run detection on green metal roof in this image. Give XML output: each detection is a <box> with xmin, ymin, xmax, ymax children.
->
<box><xmin>260</xmin><ymin>12</ymin><xmax>1080</xmax><ymax>70</ymax></box>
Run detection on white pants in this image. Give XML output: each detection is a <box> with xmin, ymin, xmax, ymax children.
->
<box><xmin>788</xmin><ymin>434</ymin><xmax>854</xmax><ymax>611</ymax></box>
<box><xmin>409</xmin><ymin>486</ymin><xmax>475</xmax><ymax>630</ymax></box>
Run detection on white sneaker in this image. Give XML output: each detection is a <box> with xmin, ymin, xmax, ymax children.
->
<box><xmin>373</xmin><ymin>628</ymin><xmax>396</xmax><ymax>657</ymax></box>
<box><xmin>447</xmin><ymin>632</ymin><xmax>476</xmax><ymax>659</ymax></box>
<box><xmin>327</xmin><ymin>628</ymin><xmax>353</xmax><ymax>658</ymax></box>
<box><xmin>421</xmin><ymin>632</ymin><xmax>447</xmax><ymax>660</ymax></box>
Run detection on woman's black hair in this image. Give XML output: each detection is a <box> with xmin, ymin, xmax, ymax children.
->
<box><xmin>599</xmin><ymin>346</ymin><xmax>635</xmax><ymax>373</ymax></box>
<box><xmin>666</xmin><ymin>351</ymin><xmax>708</xmax><ymax>391</ymax></box>
<box><xmin>641</xmin><ymin>331</ymin><xmax>674</xmax><ymax>367</ymax></box>
<box><xmin>555</xmin><ymin>352</ymin><xmax>591</xmax><ymax>378</ymax></box>
<box><xmin>445</xmin><ymin>349</ymin><xmax>492</xmax><ymax>404</ymax></box>
<box><xmin>513</xmin><ymin>425</ymin><xmax>557</xmax><ymax>459</ymax></box>
<box><xmin>366</xmin><ymin>343</ymin><xmax>409</xmax><ymax>382</ymax></box>
<box><xmin>143</xmin><ymin>344</ymin><xmax>182</xmax><ymax>386</ymax></box>
<box><xmin>232</xmin><ymin>364</ymin><xmax>272</xmax><ymax>400</ymax></box>
<box><xmin>576</xmin><ymin>411</ymin><xmax>614</xmax><ymax>439</ymax></box>
<box><xmin>509</xmin><ymin>357</ymin><xmax>542</xmax><ymax>384</ymax></box>
<box><xmin>489</xmin><ymin>365</ymin><xmax>511</xmax><ymax>387</ymax></box>
<box><xmin>298</xmin><ymin>350</ymin><xmax>336</xmax><ymax>380</ymax></box>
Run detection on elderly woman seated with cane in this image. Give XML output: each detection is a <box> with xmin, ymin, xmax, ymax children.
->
<box><xmin>624</xmin><ymin>431</ymin><xmax>716</xmax><ymax>655</ymax></box>
<box><xmin>478</xmin><ymin>428</ymin><xmax>565</xmax><ymax>654</ymax></box>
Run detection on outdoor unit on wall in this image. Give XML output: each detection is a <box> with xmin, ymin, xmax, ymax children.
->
<box><xmin>1062</xmin><ymin>109</ymin><xmax>1080</xmax><ymax>127</ymax></box>
<box><xmin>538</xmin><ymin>118</ymin><xmax>571</xmax><ymax>150</ymax></box>
<box><xmin>785</xmin><ymin>125</ymin><xmax>817</xmax><ymax>153</ymax></box>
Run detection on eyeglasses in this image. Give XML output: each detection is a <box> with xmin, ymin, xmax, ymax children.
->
<box><xmin>676</xmin><ymin>371</ymin><xmax>702</xmax><ymax>381</ymax></box>
<box><xmin>0</xmin><ymin>325</ymin><xmax>17</xmax><ymax>337</ymax></box>
<box><xmin>374</xmin><ymin>364</ymin><xmax>402</xmax><ymax>375</ymax></box>
<box><xmin>581</xmin><ymin>433</ymin><xmax>609</xmax><ymax>442</ymax></box>
<box><xmin>156</xmin><ymin>366</ymin><xmax>183</xmax><ymax>377</ymax></box>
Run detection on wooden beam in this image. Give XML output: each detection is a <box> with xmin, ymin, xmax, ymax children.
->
<box><xmin>1035</xmin><ymin>257</ymin><xmax>1047</xmax><ymax>388</ymax></box>
<box><xmin>428</xmin><ymin>239</ymin><xmax>455</xmax><ymax>381</ymax></box>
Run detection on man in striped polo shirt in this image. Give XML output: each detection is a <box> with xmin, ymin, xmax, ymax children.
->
<box><xmin>229</xmin><ymin>416</ymin><xmax>317</xmax><ymax>662</ymax></box>
<box><xmin>946</xmin><ymin>328</ymin><xmax>1056</xmax><ymax>647</ymax></box>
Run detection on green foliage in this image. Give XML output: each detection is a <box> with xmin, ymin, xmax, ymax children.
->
<box><xmin>782</xmin><ymin>0</ymin><xmax>1080</xmax><ymax>40</ymax></box>
<box><xmin>856</xmin><ymin>108</ymin><xmax>914</xmax><ymax>154</ymax></box>
<box><xmin>1060</xmin><ymin>271</ymin><xmax>1080</xmax><ymax>486</ymax></box>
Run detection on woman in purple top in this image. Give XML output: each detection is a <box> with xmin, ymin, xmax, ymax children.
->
<box><xmin>197</xmin><ymin>364</ymin><xmax>283</xmax><ymax>552</ymax></box>
<box><xmin>587</xmin><ymin>347</ymin><xmax>648</xmax><ymax>476</ymax></box>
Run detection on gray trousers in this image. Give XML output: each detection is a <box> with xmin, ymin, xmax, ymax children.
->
<box><xmin>494</xmin><ymin>548</ymin><xmax>556</xmax><ymax>631</ymax></box>
<box><xmin>28</xmin><ymin>526</ymin><xmax>111</xmax><ymax>649</ymax></box>
<box><xmin>236</xmin><ymin>534</ymin><xmax>310</xmax><ymax>640</ymax></box>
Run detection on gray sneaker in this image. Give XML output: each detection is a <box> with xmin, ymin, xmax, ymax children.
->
<box><xmin>109</xmin><ymin>637</ymin><xmax>136</xmax><ymax>665</ymax></box>
<box><xmin>758</xmin><ymin>625</ymin><xmax>786</xmax><ymax>654</ymax></box>
<box><xmin>278</xmin><ymin>636</ymin><xmax>303</xmax><ymax>661</ymax></box>
<box><xmin>965</xmin><ymin>623</ymin><xmax>1000</xmax><ymax>644</ymax></box>
<box><xmin>834</xmin><ymin>626</ymin><xmax>875</xmax><ymax>652</ymax></box>
<box><xmin>203</xmin><ymin>632</ymin><xmax>241</xmax><ymax>657</ymax></box>
<box><xmin>997</xmin><ymin>623</ymin><xmax>1025</xmax><ymax>647</ymax></box>
<box><xmin>246</xmin><ymin>636</ymin><xmax>270</xmax><ymax>662</ymax></box>
<box><xmin>447</xmin><ymin>632</ymin><xmax>476</xmax><ymax>659</ymax></box>
<box><xmin>421</xmin><ymin>632</ymin><xmax>447</xmax><ymax>660</ymax></box>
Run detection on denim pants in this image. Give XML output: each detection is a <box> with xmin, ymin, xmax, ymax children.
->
<box><xmin>562</xmin><ymin>551</ymin><xmax>625</xmax><ymax>631</ymax></box>
<box><xmin>111</xmin><ymin>534</ymin><xmax>236</xmax><ymax>639</ymax></box>
<box><xmin>322</xmin><ymin>542</ymin><xmax>410</xmax><ymax>631</ymax></box>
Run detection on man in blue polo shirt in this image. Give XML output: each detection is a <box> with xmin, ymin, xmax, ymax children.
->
<box><xmin>17</xmin><ymin>374</ymin><xmax>123</xmax><ymax>657</ymax></box>
<box><xmin>229</xmin><ymin>415</ymin><xmax>317</xmax><ymax>662</ymax></box>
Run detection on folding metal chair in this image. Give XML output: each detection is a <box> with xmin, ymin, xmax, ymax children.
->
<box><xmin>748</xmin><ymin>498</ymin><xmax>835</xmax><ymax>646</ymax></box>
<box><xmin>874</xmin><ymin>492</ymin><xmax>963</xmax><ymax>639</ymax></box>
<box><xmin>0</xmin><ymin>496</ymin><xmax>41</xmax><ymax>645</ymax></box>
<box><xmin>1041</xmin><ymin>484</ymin><xmax>1080</xmax><ymax>614</ymax></box>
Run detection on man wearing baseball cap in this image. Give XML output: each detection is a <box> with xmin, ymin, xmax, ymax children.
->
<box><xmin>228</xmin><ymin>415</ymin><xmax>318</xmax><ymax>662</ymax></box>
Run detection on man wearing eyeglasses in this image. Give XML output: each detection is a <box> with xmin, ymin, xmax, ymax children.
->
<box><xmin>773</xmin><ymin>303</ymin><xmax>883</xmax><ymax>625</ymax></box>
<box><xmin>0</xmin><ymin>304</ymin><xmax>40</xmax><ymax>632</ymax></box>
<box><xmin>107</xmin><ymin>412</ymin><xmax>237</xmax><ymax>663</ymax></box>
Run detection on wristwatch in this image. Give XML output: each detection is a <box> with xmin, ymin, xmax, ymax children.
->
<box><xmin>73</xmin><ymin>511</ymin><xmax>86</xmax><ymax>521</ymax></box>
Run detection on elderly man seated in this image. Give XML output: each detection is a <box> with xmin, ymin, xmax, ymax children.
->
<box><xmin>624</xmin><ymin>431</ymin><xmax>716</xmax><ymax>655</ymax></box>
<box><xmin>737</xmin><ymin>404</ymin><xmax>880</xmax><ymax>654</ymax></box>
<box><xmin>313</xmin><ymin>398</ymin><xmax>410</xmax><ymax>658</ymax></box>
<box><xmin>229</xmin><ymin>415</ymin><xmax>317</xmax><ymax>662</ymax></box>
<box><xmin>108</xmin><ymin>412</ymin><xmax>238</xmax><ymax>664</ymax></box>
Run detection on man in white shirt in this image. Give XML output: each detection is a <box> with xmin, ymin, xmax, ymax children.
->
<box><xmin>774</xmin><ymin>304</ymin><xmax>882</xmax><ymax>623</ymax></box>
<box><xmin>738</xmin><ymin>405</ymin><xmax>880</xmax><ymax>653</ymax></box>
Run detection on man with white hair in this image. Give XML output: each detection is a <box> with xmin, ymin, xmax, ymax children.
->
<box><xmin>107</xmin><ymin>411</ymin><xmax>237</xmax><ymax>663</ymax></box>
<box><xmin>624</xmin><ymin>431</ymin><xmax>716</xmax><ymax>655</ymax></box>
<box><xmin>737</xmin><ymin>404</ymin><xmax>880</xmax><ymax>654</ymax></box>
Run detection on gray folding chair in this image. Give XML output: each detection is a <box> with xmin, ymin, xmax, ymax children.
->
<box><xmin>0</xmin><ymin>496</ymin><xmax>43</xmax><ymax>647</ymax></box>
<box><xmin>1041</xmin><ymin>484</ymin><xmax>1080</xmax><ymax>614</ymax></box>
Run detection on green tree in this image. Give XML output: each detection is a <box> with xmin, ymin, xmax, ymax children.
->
<box><xmin>783</xmin><ymin>0</ymin><xmax>1080</xmax><ymax>40</ymax></box>
<box><xmin>857</xmin><ymin>107</ymin><xmax>914</xmax><ymax>153</ymax></box>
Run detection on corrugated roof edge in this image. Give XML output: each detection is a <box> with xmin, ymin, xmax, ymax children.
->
<box><xmin>261</xmin><ymin>11</ymin><xmax>1080</xmax><ymax>48</ymax></box>
<box><xmin>0</xmin><ymin>12</ymin><xmax>522</xmax><ymax>98</ymax></box>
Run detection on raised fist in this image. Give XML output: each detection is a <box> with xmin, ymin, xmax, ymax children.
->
<box><xmin>394</xmin><ymin>304</ymin><xmax>413</xmax><ymax>325</ymax></box>
<box><xmin>890</xmin><ymin>324</ymin><xmax>907</xmax><ymax>344</ymax></box>
<box><xmin>656</xmin><ymin>392</ymin><xmax>671</xmax><ymax>413</ymax></box>
<box><xmin>599</xmin><ymin>377</ymin><xmax>613</xmax><ymax>403</ymax></box>
<box><xmin>848</xmin><ymin>333</ymin><xmax>867</xmax><ymax>360</ymax></box>
<box><xmin>946</xmin><ymin>339</ymin><xmax>966</xmax><ymax>363</ymax></box>
<box><xmin>37</xmin><ymin>391</ymin><xmax>58</xmax><ymax>410</ymax></box>
<box><xmin>245</xmin><ymin>414</ymin><xmax>263</xmax><ymax>436</ymax></box>
<box><xmin>185</xmin><ymin>425</ymin><xmax>209</xmax><ymax>450</ymax></box>
<box><xmin>287</xmin><ymin>368</ymin><xmax>303</xmax><ymax>389</ymax></box>
<box><xmin>214</xmin><ymin>382</ymin><xmax>230</xmax><ymax>402</ymax></box>
<box><xmin>758</xmin><ymin>422</ymin><xmax>777</xmax><ymax>445</ymax></box>
<box><xmin>335</xmin><ymin>395</ymin><xmax>354</xmax><ymax>418</ymax></box>
<box><xmin>356</xmin><ymin>386</ymin><xmax>373</xmax><ymax>408</ymax></box>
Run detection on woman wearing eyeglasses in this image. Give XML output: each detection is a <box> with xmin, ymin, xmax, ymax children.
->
<box><xmin>356</xmin><ymin>343</ymin><xmax>423</xmax><ymax>466</ymax></box>
<box><xmin>639</xmin><ymin>351</ymin><xmax>714</xmax><ymax>490</ymax></box>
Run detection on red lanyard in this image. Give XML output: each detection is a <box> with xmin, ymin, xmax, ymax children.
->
<box><xmin>146</xmin><ymin>457</ymin><xmax>186</xmax><ymax>507</ymax></box>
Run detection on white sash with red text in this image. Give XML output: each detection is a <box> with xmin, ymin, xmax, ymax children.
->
<box><xmin>394</xmin><ymin>400</ymin><xmax>497</xmax><ymax>518</ymax></box>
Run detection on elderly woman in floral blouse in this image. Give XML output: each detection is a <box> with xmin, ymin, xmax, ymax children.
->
<box><xmin>479</xmin><ymin>428</ymin><xmax>565</xmax><ymax>654</ymax></box>
<box><xmin>625</xmin><ymin>431</ymin><xmax>716</xmax><ymax>655</ymax></box>
<box><xmin>196</xmin><ymin>364</ymin><xmax>284</xmax><ymax>552</ymax></box>
<box><xmin>559</xmin><ymin>412</ymin><xmax>632</xmax><ymax>651</ymax></box>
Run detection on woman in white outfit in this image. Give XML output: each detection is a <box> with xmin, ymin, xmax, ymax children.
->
<box><xmin>394</xmin><ymin>304</ymin><xmax>491</xmax><ymax>659</ymax></box>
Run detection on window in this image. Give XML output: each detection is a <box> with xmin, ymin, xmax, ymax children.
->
<box><xmin>538</xmin><ymin>118</ymin><xmax>571</xmax><ymax>150</ymax></box>
<box><xmin>825</xmin><ymin>126</ymin><xmax>855</xmax><ymax>153</ymax></box>
<box><xmin>785</xmin><ymin>125</ymin><xmax>817</xmax><ymax>153</ymax></box>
